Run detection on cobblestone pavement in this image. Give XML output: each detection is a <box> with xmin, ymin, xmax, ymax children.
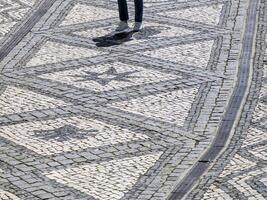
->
<box><xmin>0</xmin><ymin>0</ymin><xmax>37</xmax><ymax>43</ymax></box>
<box><xmin>0</xmin><ymin>0</ymin><xmax>266</xmax><ymax>200</ymax></box>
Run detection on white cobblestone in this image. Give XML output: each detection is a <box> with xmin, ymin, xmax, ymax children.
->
<box><xmin>44</xmin><ymin>153</ymin><xmax>162</xmax><ymax>200</ymax></box>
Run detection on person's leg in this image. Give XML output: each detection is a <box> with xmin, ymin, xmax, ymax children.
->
<box><xmin>134</xmin><ymin>0</ymin><xmax>143</xmax><ymax>22</ymax></box>
<box><xmin>116</xmin><ymin>0</ymin><xmax>130</xmax><ymax>32</ymax></box>
<box><xmin>118</xmin><ymin>0</ymin><xmax>129</xmax><ymax>22</ymax></box>
<box><xmin>133</xmin><ymin>0</ymin><xmax>143</xmax><ymax>31</ymax></box>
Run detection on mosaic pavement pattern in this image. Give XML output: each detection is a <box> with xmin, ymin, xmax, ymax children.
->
<box><xmin>0</xmin><ymin>0</ymin><xmax>38</xmax><ymax>43</ymax></box>
<box><xmin>0</xmin><ymin>0</ymin><xmax>266</xmax><ymax>199</ymax></box>
<box><xmin>187</xmin><ymin>33</ymin><xmax>267</xmax><ymax>200</ymax></box>
<box><xmin>185</xmin><ymin>1</ymin><xmax>267</xmax><ymax>199</ymax></box>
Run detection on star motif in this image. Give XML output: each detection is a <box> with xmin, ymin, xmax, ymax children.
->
<box><xmin>72</xmin><ymin>67</ymin><xmax>142</xmax><ymax>86</ymax></box>
<box><xmin>34</xmin><ymin>125</ymin><xmax>98</xmax><ymax>142</ymax></box>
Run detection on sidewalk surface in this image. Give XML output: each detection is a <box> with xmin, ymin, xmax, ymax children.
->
<box><xmin>0</xmin><ymin>0</ymin><xmax>266</xmax><ymax>199</ymax></box>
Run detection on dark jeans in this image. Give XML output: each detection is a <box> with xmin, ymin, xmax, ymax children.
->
<box><xmin>117</xmin><ymin>0</ymin><xmax>143</xmax><ymax>22</ymax></box>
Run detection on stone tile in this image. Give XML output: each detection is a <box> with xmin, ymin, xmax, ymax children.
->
<box><xmin>0</xmin><ymin>116</ymin><xmax>149</xmax><ymax>155</ymax></box>
<box><xmin>60</xmin><ymin>3</ymin><xmax>117</xmax><ymax>26</ymax></box>
<box><xmin>143</xmin><ymin>40</ymin><xmax>214</xmax><ymax>68</ymax></box>
<box><xmin>219</xmin><ymin>154</ymin><xmax>256</xmax><ymax>178</ymax></box>
<box><xmin>0</xmin><ymin>0</ymin><xmax>264</xmax><ymax>199</ymax></box>
<box><xmin>159</xmin><ymin>4</ymin><xmax>223</xmax><ymax>25</ymax></box>
<box><xmin>25</xmin><ymin>41</ymin><xmax>103</xmax><ymax>67</ymax></box>
<box><xmin>74</xmin><ymin>21</ymin><xmax>195</xmax><ymax>46</ymax></box>
<box><xmin>44</xmin><ymin>153</ymin><xmax>162</xmax><ymax>200</ymax></box>
<box><xmin>111</xmin><ymin>87</ymin><xmax>198</xmax><ymax>126</ymax></box>
<box><xmin>0</xmin><ymin>86</ymin><xmax>69</xmax><ymax>116</ymax></box>
<box><xmin>202</xmin><ymin>185</ymin><xmax>232</xmax><ymax>200</ymax></box>
<box><xmin>0</xmin><ymin>0</ymin><xmax>37</xmax><ymax>40</ymax></box>
<box><xmin>0</xmin><ymin>190</ymin><xmax>21</xmax><ymax>200</ymax></box>
<box><xmin>40</xmin><ymin>61</ymin><xmax>181</xmax><ymax>92</ymax></box>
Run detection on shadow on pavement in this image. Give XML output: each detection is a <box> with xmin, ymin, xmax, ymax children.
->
<box><xmin>92</xmin><ymin>31</ymin><xmax>135</xmax><ymax>47</ymax></box>
<box><xmin>92</xmin><ymin>26</ymin><xmax>171</xmax><ymax>47</ymax></box>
